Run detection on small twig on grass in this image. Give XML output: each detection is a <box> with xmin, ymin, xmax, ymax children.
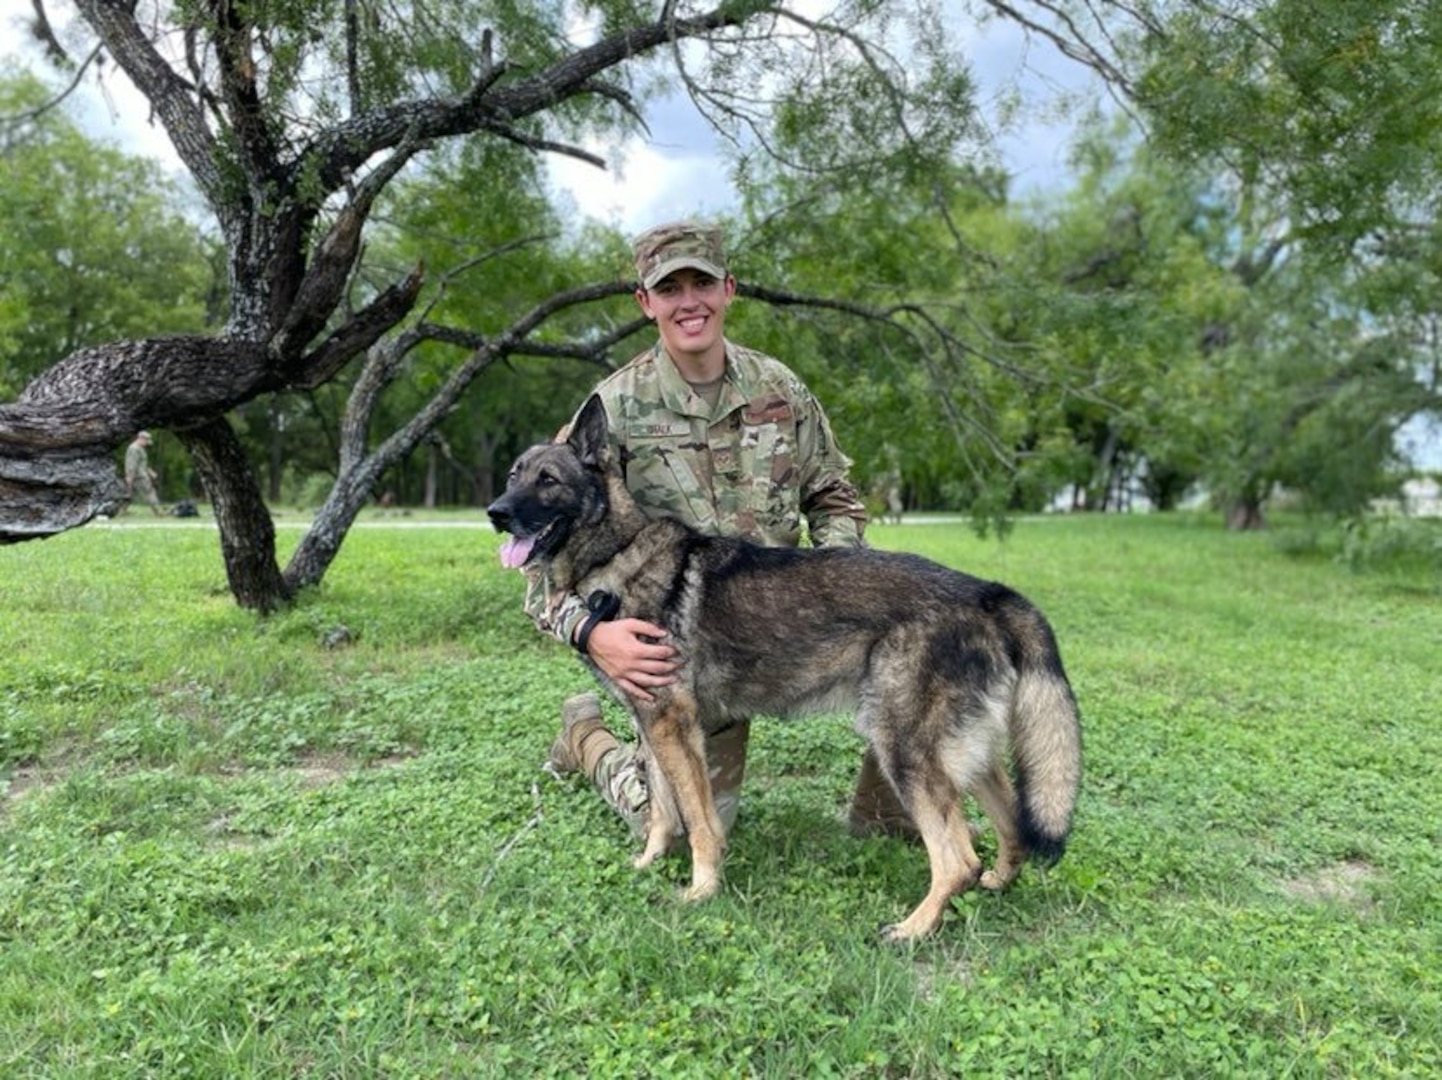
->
<box><xmin>478</xmin><ymin>782</ymin><xmax>545</xmax><ymax>892</ymax></box>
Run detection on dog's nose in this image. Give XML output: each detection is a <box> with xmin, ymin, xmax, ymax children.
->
<box><xmin>486</xmin><ymin>502</ymin><xmax>511</xmax><ymax>531</ymax></box>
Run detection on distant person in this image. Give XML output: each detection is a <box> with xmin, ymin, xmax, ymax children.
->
<box><xmin>123</xmin><ymin>431</ymin><xmax>164</xmax><ymax>516</ymax></box>
<box><xmin>878</xmin><ymin>445</ymin><xmax>904</xmax><ymax>525</ymax></box>
<box><xmin>884</xmin><ymin>467</ymin><xmax>904</xmax><ymax>525</ymax></box>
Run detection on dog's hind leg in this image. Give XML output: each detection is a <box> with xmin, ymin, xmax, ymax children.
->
<box><xmin>972</xmin><ymin>762</ymin><xmax>1026</xmax><ymax>891</ymax></box>
<box><xmin>637</xmin><ymin>693</ymin><xmax>727</xmax><ymax>902</ymax></box>
<box><xmin>869</xmin><ymin>686</ymin><xmax>1010</xmax><ymax>940</ymax></box>
<box><xmin>864</xmin><ymin>719</ymin><xmax>985</xmax><ymax>941</ymax></box>
<box><xmin>880</xmin><ymin>766</ymin><xmax>981</xmax><ymax>942</ymax></box>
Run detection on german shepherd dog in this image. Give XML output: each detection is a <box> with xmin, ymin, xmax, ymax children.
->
<box><xmin>488</xmin><ymin>396</ymin><xmax>1082</xmax><ymax>940</ymax></box>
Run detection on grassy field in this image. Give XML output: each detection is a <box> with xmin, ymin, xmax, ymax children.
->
<box><xmin>2</xmin><ymin>510</ymin><xmax>1439</xmax><ymax>1078</ymax></box>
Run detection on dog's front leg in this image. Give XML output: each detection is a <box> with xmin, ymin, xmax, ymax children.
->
<box><xmin>639</xmin><ymin>692</ymin><xmax>726</xmax><ymax>902</ymax></box>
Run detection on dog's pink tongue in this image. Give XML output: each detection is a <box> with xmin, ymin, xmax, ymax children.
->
<box><xmin>499</xmin><ymin>535</ymin><xmax>535</xmax><ymax>570</ymax></box>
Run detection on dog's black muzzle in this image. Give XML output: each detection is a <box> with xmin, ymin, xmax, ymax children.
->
<box><xmin>486</xmin><ymin>498</ymin><xmax>515</xmax><ymax>534</ymax></box>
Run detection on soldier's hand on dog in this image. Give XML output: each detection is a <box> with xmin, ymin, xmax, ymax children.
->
<box><xmin>577</xmin><ymin>619</ymin><xmax>679</xmax><ymax>702</ymax></box>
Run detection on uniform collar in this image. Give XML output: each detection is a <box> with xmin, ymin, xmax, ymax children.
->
<box><xmin>653</xmin><ymin>340</ymin><xmax>746</xmax><ymax>420</ymax></box>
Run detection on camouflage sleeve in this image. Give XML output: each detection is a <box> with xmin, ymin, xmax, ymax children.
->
<box><xmin>521</xmin><ymin>565</ymin><xmax>589</xmax><ymax>646</ymax></box>
<box><xmin>793</xmin><ymin>385</ymin><xmax>868</xmax><ymax>548</ymax></box>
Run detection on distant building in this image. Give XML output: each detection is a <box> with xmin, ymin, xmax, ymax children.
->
<box><xmin>1401</xmin><ymin>477</ymin><xmax>1441</xmax><ymax>517</ymax></box>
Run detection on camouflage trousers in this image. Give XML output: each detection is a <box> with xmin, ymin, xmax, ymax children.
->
<box><xmin>125</xmin><ymin>476</ymin><xmax>163</xmax><ymax>515</ymax></box>
<box><xmin>591</xmin><ymin>720</ymin><xmax>750</xmax><ymax>843</ymax></box>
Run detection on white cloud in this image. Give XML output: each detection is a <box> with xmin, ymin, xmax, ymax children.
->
<box><xmin>547</xmin><ymin>138</ymin><xmax>736</xmax><ymax>238</ymax></box>
<box><xmin>954</xmin><ymin>15</ymin><xmax>1104</xmax><ymax>195</ymax></box>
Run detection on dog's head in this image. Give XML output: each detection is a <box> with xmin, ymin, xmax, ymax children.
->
<box><xmin>487</xmin><ymin>394</ymin><xmax>611</xmax><ymax>570</ymax></box>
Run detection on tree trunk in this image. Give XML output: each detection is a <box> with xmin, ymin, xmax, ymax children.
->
<box><xmin>1</xmin><ymin>336</ymin><xmax>265</xmax><ymax>543</ymax></box>
<box><xmin>1087</xmin><ymin>427</ymin><xmax>1121</xmax><ymax>511</ymax></box>
<box><xmin>473</xmin><ymin>430</ymin><xmax>500</xmax><ymax>506</ymax></box>
<box><xmin>1225</xmin><ymin>494</ymin><xmax>1268</xmax><ymax>531</ymax></box>
<box><xmin>0</xmin><ymin>437</ymin><xmax>127</xmax><ymax>541</ymax></box>
<box><xmin>283</xmin><ymin>461</ymin><xmax>383</xmax><ymax>592</ymax></box>
<box><xmin>179</xmin><ymin>417</ymin><xmax>293</xmax><ymax>612</ymax></box>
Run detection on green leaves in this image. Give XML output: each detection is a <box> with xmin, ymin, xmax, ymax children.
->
<box><xmin>0</xmin><ymin>73</ymin><xmax>218</xmax><ymax>389</ymax></box>
<box><xmin>1137</xmin><ymin>1</ymin><xmax>1442</xmax><ymax>251</ymax></box>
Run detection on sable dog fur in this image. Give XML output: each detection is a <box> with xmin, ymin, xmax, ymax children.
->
<box><xmin>488</xmin><ymin>397</ymin><xmax>1083</xmax><ymax>940</ymax></box>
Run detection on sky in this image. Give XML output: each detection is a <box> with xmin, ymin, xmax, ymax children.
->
<box><xmin>546</xmin><ymin>16</ymin><xmax>1099</xmax><ymax>233</ymax></box>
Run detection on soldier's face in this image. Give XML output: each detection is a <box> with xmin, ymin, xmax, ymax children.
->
<box><xmin>636</xmin><ymin>268</ymin><xmax>735</xmax><ymax>361</ymax></box>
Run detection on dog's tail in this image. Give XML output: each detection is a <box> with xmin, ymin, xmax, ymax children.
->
<box><xmin>1009</xmin><ymin>620</ymin><xmax>1083</xmax><ymax>865</ymax></box>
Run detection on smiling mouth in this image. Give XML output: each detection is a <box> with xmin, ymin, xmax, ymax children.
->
<box><xmin>498</xmin><ymin>520</ymin><xmax>559</xmax><ymax>569</ymax></box>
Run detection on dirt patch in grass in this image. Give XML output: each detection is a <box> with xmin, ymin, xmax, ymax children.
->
<box><xmin>291</xmin><ymin>750</ymin><xmax>356</xmax><ymax>787</ymax></box>
<box><xmin>1</xmin><ymin>765</ymin><xmax>48</xmax><ymax>806</ymax></box>
<box><xmin>1281</xmin><ymin>859</ymin><xmax>1381</xmax><ymax>911</ymax></box>
<box><xmin>206</xmin><ymin>752</ymin><xmax>412</xmax><ymax>847</ymax></box>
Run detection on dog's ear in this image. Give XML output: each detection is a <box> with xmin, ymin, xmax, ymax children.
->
<box><xmin>566</xmin><ymin>394</ymin><xmax>610</xmax><ymax>469</ymax></box>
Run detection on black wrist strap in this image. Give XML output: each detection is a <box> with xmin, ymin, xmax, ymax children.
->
<box><xmin>574</xmin><ymin>590</ymin><xmax>622</xmax><ymax>655</ymax></box>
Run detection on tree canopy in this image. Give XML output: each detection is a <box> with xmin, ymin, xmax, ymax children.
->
<box><xmin>2</xmin><ymin>0</ymin><xmax>1440</xmax><ymax>609</ymax></box>
<box><xmin>0</xmin><ymin>0</ymin><xmax>975</xmax><ymax>609</ymax></box>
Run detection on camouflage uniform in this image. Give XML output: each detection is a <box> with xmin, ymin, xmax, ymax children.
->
<box><xmin>525</xmin><ymin>339</ymin><xmax>867</xmax><ymax>836</ymax></box>
<box><xmin>123</xmin><ymin>434</ymin><xmax>163</xmax><ymax>515</ymax></box>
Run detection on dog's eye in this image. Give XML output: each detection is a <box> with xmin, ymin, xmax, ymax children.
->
<box><xmin>536</xmin><ymin>471</ymin><xmax>557</xmax><ymax>489</ymax></box>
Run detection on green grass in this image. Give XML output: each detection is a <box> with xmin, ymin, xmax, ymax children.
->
<box><xmin>2</xmin><ymin>512</ymin><xmax>1439</xmax><ymax>1078</ymax></box>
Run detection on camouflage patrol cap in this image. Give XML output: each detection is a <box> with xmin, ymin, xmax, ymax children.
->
<box><xmin>633</xmin><ymin>221</ymin><xmax>727</xmax><ymax>289</ymax></box>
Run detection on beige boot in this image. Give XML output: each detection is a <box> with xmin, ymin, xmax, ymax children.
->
<box><xmin>548</xmin><ymin>693</ymin><xmax>621</xmax><ymax>776</ymax></box>
<box><xmin>847</xmin><ymin>748</ymin><xmax>920</xmax><ymax>840</ymax></box>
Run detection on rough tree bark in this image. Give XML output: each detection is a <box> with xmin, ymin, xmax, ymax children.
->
<box><xmin>2</xmin><ymin>336</ymin><xmax>276</xmax><ymax>540</ymax></box>
<box><xmin>179</xmin><ymin>417</ymin><xmax>292</xmax><ymax>611</ymax></box>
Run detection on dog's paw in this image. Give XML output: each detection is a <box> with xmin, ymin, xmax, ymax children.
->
<box><xmin>878</xmin><ymin>922</ymin><xmax>932</xmax><ymax>945</ymax></box>
<box><xmin>980</xmin><ymin>858</ymin><xmax>1023</xmax><ymax>891</ymax></box>
<box><xmin>679</xmin><ymin>876</ymin><xmax>721</xmax><ymax>903</ymax></box>
<box><xmin>877</xmin><ymin>922</ymin><xmax>914</xmax><ymax>945</ymax></box>
<box><xmin>877</xmin><ymin>909</ymin><xmax>942</xmax><ymax>943</ymax></box>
